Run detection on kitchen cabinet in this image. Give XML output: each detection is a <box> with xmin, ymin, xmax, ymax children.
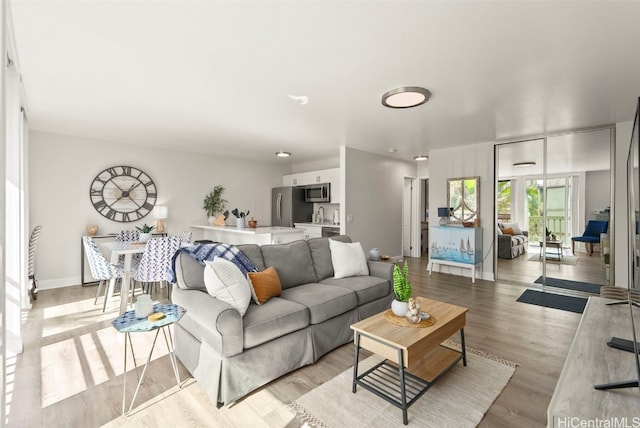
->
<box><xmin>294</xmin><ymin>223</ymin><xmax>322</xmax><ymax>240</ymax></box>
<box><xmin>283</xmin><ymin>168</ymin><xmax>340</xmax><ymax>203</ymax></box>
<box><xmin>427</xmin><ymin>226</ymin><xmax>482</xmax><ymax>283</ymax></box>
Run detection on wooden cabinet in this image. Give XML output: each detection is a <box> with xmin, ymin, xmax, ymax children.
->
<box><xmin>427</xmin><ymin>226</ymin><xmax>483</xmax><ymax>283</ymax></box>
<box><xmin>283</xmin><ymin>168</ymin><xmax>340</xmax><ymax>202</ymax></box>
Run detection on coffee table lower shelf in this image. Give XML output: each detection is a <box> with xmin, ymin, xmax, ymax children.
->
<box><xmin>352</xmin><ymin>336</ymin><xmax>465</xmax><ymax>425</ymax></box>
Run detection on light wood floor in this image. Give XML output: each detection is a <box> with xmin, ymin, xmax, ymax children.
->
<box><xmin>7</xmin><ymin>257</ymin><xmax>591</xmax><ymax>427</ymax></box>
<box><xmin>497</xmin><ymin>244</ymin><xmax>609</xmax><ymax>287</ymax></box>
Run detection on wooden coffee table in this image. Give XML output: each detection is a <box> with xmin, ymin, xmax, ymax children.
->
<box><xmin>350</xmin><ymin>297</ymin><xmax>468</xmax><ymax>425</ymax></box>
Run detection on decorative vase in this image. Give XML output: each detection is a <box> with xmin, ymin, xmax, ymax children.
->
<box><xmin>86</xmin><ymin>224</ymin><xmax>98</xmax><ymax>236</ymax></box>
<box><xmin>208</xmin><ymin>216</ymin><xmax>217</xmax><ymax>225</ymax></box>
<box><xmin>369</xmin><ymin>248</ymin><xmax>380</xmax><ymax>261</ymax></box>
<box><xmin>248</xmin><ymin>218</ymin><xmax>257</xmax><ymax>228</ymax></box>
<box><xmin>391</xmin><ymin>299</ymin><xmax>408</xmax><ymax>317</ymax></box>
<box><xmin>139</xmin><ymin>233</ymin><xmax>151</xmax><ymax>242</ymax></box>
<box><xmin>236</xmin><ymin>217</ymin><xmax>245</xmax><ymax>229</ymax></box>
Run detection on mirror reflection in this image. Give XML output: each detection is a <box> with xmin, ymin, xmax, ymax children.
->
<box><xmin>447</xmin><ymin>176</ymin><xmax>480</xmax><ymax>224</ymax></box>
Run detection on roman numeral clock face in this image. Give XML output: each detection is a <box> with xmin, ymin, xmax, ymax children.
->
<box><xmin>89</xmin><ymin>166</ymin><xmax>157</xmax><ymax>222</ymax></box>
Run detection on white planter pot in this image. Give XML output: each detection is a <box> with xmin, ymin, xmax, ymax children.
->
<box><xmin>208</xmin><ymin>216</ymin><xmax>217</xmax><ymax>225</ymax></box>
<box><xmin>391</xmin><ymin>299</ymin><xmax>408</xmax><ymax>317</ymax></box>
<box><xmin>139</xmin><ymin>233</ymin><xmax>151</xmax><ymax>242</ymax></box>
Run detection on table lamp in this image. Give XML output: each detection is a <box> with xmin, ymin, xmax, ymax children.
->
<box><xmin>437</xmin><ymin>207</ymin><xmax>450</xmax><ymax>226</ymax></box>
<box><xmin>154</xmin><ymin>205</ymin><xmax>168</xmax><ymax>233</ymax></box>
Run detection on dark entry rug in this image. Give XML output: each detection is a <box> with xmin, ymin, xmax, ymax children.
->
<box><xmin>533</xmin><ymin>276</ymin><xmax>602</xmax><ymax>294</ymax></box>
<box><xmin>516</xmin><ymin>289</ymin><xmax>588</xmax><ymax>314</ymax></box>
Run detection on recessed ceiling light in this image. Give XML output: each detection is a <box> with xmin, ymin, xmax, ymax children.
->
<box><xmin>382</xmin><ymin>86</ymin><xmax>431</xmax><ymax>109</ymax></box>
<box><xmin>413</xmin><ymin>155</ymin><xmax>428</xmax><ymax>161</ymax></box>
<box><xmin>275</xmin><ymin>151</ymin><xmax>291</xmax><ymax>158</ymax></box>
<box><xmin>513</xmin><ymin>161</ymin><xmax>536</xmax><ymax>168</ymax></box>
<box><xmin>388</xmin><ymin>148</ymin><xmax>398</xmax><ymax>153</ymax></box>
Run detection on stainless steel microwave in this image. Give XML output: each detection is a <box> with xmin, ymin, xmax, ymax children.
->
<box><xmin>304</xmin><ymin>183</ymin><xmax>331</xmax><ymax>202</ymax></box>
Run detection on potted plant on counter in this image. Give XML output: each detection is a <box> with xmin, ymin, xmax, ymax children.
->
<box><xmin>135</xmin><ymin>223</ymin><xmax>155</xmax><ymax>242</ymax></box>
<box><xmin>391</xmin><ymin>261</ymin><xmax>412</xmax><ymax>316</ymax></box>
<box><xmin>231</xmin><ymin>208</ymin><xmax>250</xmax><ymax>229</ymax></box>
<box><xmin>203</xmin><ymin>185</ymin><xmax>228</xmax><ymax>225</ymax></box>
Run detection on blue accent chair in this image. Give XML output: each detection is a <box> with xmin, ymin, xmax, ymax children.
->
<box><xmin>571</xmin><ymin>220</ymin><xmax>609</xmax><ymax>256</ymax></box>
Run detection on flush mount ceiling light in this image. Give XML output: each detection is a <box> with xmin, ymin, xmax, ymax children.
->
<box><xmin>275</xmin><ymin>151</ymin><xmax>291</xmax><ymax>158</ymax></box>
<box><xmin>288</xmin><ymin>95</ymin><xmax>309</xmax><ymax>105</ymax></box>
<box><xmin>413</xmin><ymin>155</ymin><xmax>428</xmax><ymax>161</ymax></box>
<box><xmin>513</xmin><ymin>161</ymin><xmax>536</xmax><ymax>168</ymax></box>
<box><xmin>382</xmin><ymin>86</ymin><xmax>431</xmax><ymax>109</ymax></box>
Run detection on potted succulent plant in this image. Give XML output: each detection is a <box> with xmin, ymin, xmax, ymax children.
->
<box><xmin>391</xmin><ymin>261</ymin><xmax>412</xmax><ymax>316</ymax></box>
<box><xmin>231</xmin><ymin>208</ymin><xmax>250</xmax><ymax>229</ymax></box>
<box><xmin>203</xmin><ymin>185</ymin><xmax>228</xmax><ymax>225</ymax></box>
<box><xmin>135</xmin><ymin>223</ymin><xmax>155</xmax><ymax>242</ymax></box>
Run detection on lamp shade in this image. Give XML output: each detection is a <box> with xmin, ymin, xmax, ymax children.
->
<box><xmin>154</xmin><ymin>205</ymin><xmax>168</xmax><ymax>219</ymax></box>
<box><xmin>437</xmin><ymin>207</ymin><xmax>449</xmax><ymax>217</ymax></box>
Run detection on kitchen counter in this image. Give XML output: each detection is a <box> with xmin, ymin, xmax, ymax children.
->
<box><xmin>190</xmin><ymin>225</ymin><xmax>304</xmax><ymax>245</ymax></box>
<box><xmin>294</xmin><ymin>222</ymin><xmax>340</xmax><ymax>229</ymax></box>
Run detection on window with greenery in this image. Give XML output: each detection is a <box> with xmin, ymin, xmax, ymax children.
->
<box><xmin>447</xmin><ymin>176</ymin><xmax>479</xmax><ymax>224</ymax></box>
<box><xmin>497</xmin><ymin>180</ymin><xmax>511</xmax><ymax>221</ymax></box>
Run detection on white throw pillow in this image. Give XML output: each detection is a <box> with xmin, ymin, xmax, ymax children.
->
<box><xmin>203</xmin><ymin>257</ymin><xmax>252</xmax><ymax>316</ymax></box>
<box><xmin>329</xmin><ymin>239</ymin><xmax>369</xmax><ymax>279</ymax></box>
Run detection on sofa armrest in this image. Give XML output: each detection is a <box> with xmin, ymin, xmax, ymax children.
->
<box><xmin>367</xmin><ymin>260</ymin><xmax>394</xmax><ymax>281</ymax></box>
<box><xmin>497</xmin><ymin>234</ymin><xmax>513</xmax><ymax>245</ymax></box>
<box><xmin>172</xmin><ymin>287</ymin><xmax>243</xmax><ymax>357</ymax></box>
<box><xmin>523</xmin><ymin>231</ymin><xmax>529</xmax><ymax>237</ymax></box>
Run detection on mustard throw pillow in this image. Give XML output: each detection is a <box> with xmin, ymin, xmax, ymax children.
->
<box><xmin>502</xmin><ymin>227</ymin><xmax>515</xmax><ymax>235</ymax></box>
<box><xmin>248</xmin><ymin>267</ymin><xmax>282</xmax><ymax>305</ymax></box>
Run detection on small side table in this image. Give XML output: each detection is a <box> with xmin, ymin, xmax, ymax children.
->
<box><xmin>112</xmin><ymin>303</ymin><xmax>186</xmax><ymax>415</ymax></box>
<box><xmin>539</xmin><ymin>240</ymin><xmax>563</xmax><ymax>261</ymax></box>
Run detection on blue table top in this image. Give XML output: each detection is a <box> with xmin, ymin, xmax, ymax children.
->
<box><xmin>112</xmin><ymin>303</ymin><xmax>186</xmax><ymax>333</ymax></box>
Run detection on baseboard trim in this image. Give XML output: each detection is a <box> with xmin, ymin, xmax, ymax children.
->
<box><xmin>38</xmin><ymin>276</ymin><xmax>83</xmax><ymax>290</ymax></box>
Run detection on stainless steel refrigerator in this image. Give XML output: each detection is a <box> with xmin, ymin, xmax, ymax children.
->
<box><xmin>271</xmin><ymin>187</ymin><xmax>313</xmax><ymax>227</ymax></box>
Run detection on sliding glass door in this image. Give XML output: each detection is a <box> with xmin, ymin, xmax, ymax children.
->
<box><xmin>495</xmin><ymin>128</ymin><xmax>613</xmax><ymax>286</ymax></box>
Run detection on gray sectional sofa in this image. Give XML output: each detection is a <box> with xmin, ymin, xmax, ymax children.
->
<box><xmin>171</xmin><ymin>235</ymin><xmax>394</xmax><ymax>406</ymax></box>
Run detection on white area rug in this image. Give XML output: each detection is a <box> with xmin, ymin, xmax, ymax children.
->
<box><xmin>288</xmin><ymin>342</ymin><xmax>516</xmax><ymax>428</ymax></box>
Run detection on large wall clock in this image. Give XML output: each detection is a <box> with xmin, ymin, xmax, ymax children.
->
<box><xmin>89</xmin><ymin>165</ymin><xmax>157</xmax><ymax>222</ymax></box>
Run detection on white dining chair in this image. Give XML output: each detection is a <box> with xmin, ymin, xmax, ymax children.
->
<box><xmin>131</xmin><ymin>236</ymin><xmax>181</xmax><ymax>299</ymax></box>
<box><xmin>28</xmin><ymin>225</ymin><xmax>43</xmax><ymax>302</ymax></box>
<box><xmin>83</xmin><ymin>236</ymin><xmax>124</xmax><ymax>312</ymax></box>
<box><xmin>178</xmin><ymin>230</ymin><xmax>192</xmax><ymax>244</ymax></box>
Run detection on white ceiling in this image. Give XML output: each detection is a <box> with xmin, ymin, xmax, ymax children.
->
<box><xmin>9</xmin><ymin>1</ymin><xmax>640</xmax><ymax>164</ymax></box>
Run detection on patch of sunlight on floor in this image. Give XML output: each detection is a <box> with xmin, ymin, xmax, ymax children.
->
<box><xmin>42</xmin><ymin>299</ymin><xmax>118</xmax><ymax>338</ymax></box>
<box><xmin>41</xmin><ymin>338</ymin><xmax>87</xmax><ymax>407</ymax></box>
<box><xmin>5</xmin><ymin>355</ymin><xmax>16</xmax><ymax>426</ymax></box>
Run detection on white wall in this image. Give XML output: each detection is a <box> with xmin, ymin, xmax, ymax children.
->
<box><xmin>343</xmin><ymin>147</ymin><xmax>415</xmax><ymax>258</ymax></box>
<box><xmin>290</xmin><ymin>156</ymin><xmax>339</xmax><ymax>174</ymax></box>
<box><xmin>585</xmin><ymin>170</ymin><xmax>611</xmax><ymax>217</ymax></box>
<box><xmin>429</xmin><ymin>141</ymin><xmax>494</xmax><ymax>280</ymax></box>
<box><xmin>29</xmin><ymin>130</ymin><xmax>288</xmax><ymax>288</ymax></box>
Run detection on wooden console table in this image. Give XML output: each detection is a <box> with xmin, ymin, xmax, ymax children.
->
<box><xmin>547</xmin><ymin>297</ymin><xmax>639</xmax><ymax>426</ymax></box>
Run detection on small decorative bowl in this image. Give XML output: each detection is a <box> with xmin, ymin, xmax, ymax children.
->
<box><xmin>380</xmin><ymin>255</ymin><xmax>390</xmax><ymax>260</ymax></box>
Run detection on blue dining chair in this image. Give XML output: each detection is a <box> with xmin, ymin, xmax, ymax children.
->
<box><xmin>571</xmin><ymin>220</ymin><xmax>609</xmax><ymax>256</ymax></box>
